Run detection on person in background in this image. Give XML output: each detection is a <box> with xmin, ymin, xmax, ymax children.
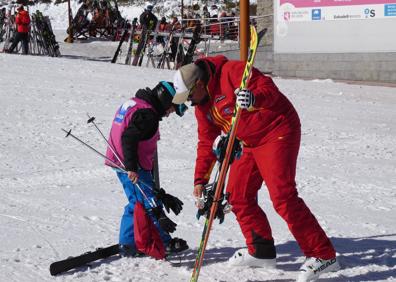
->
<box><xmin>170</xmin><ymin>16</ymin><xmax>182</xmax><ymax>31</ymax></box>
<box><xmin>105</xmin><ymin>81</ymin><xmax>188</xmax><ymax>258</ymax></box>
<box><xmin>0</xmin><ymin>7</ymin><xmax>7</xmax><ymax>42</ymax></box>
<box><xmin>171</xmin><ymin>56</ymin><xmax>340</xmax><ymax>281</ymax></box>
<box><xmin>202</xmin><ymin>5</ymin><xmax>211</xmax><ymax>34</ymax></box>
<box><xmin>6</xmin><ymin>5</ymin><xmax>30</xmax><ymax>54</ymax></box>
<box><xmin>169</xmin><ymin>16</ymin><xmax>182</xmax><ymax>62</ymax></box>
<box><xmin>0</xmin><ymin>7</ymin><xmax>6</xmax><ymax>24</ymax></box>
<box><xmin>139</xmin><ymin>4</ymin><xmax>158</xmax><ymax>31</ymax></box>
<box><xmin>157</xmin><ymin>16</ymin><xmax>168</xmax><ymax>46</ymax></box>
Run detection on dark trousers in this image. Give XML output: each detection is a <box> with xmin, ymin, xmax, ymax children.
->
<box><xmin>8</xmin><ymin>32</ymin><xmax>29</xmax><ymax>54</ymax></box>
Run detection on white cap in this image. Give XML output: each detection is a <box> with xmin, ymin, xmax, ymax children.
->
<box><xmin>172</xmin><ymin>64</ymin><xmax>203</xmax><ymax>104</ymax></box>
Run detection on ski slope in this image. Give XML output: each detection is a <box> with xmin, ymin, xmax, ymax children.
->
<box><xmin>0</xmin><ymin>40</ymin><xmax>395</xmax><ymax>282</ymax></box>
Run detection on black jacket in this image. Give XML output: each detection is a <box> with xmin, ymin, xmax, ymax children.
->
<box><xmin>139</xmin><ymin>10</ymin><xmax>158</xmax><ymax>30</ymax></box>
<box><xmin>121</xmin><ymin>88</ymin><xmax>164</xmax><ymax>171</ymax></box>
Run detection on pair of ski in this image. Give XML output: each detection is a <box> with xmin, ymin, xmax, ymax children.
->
<box><xmin>111</xmin><ymin>19</ymin><xmax>146</xmax><ymax>65</ymax></box>
<box><xmin>111</xmin><ymin>19</ymin><xmax>137</xmax><ymax>64</ymax></box>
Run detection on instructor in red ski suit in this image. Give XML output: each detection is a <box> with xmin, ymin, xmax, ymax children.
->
<box><xmin>172</xmin><ymin>55</ymin><xmax>339</xmax><ymax>281</ymax></box>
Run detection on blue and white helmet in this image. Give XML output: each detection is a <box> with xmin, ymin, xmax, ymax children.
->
<box><xmin>155</xmin><ymin>81</ymin><xmax>187</xmax><ymax>117</ymax></box>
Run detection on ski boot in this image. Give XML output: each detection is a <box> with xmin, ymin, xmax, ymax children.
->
<box><xmin>165</xmin><ymin>238</ymin><xmax>189</xmax><ymax>255</ymax></box>
<box><xmin>297</xmin><ymin>256</ymin><xmax>340</xmax><ymax>282</ymax></box>
<box><xmin>228</xmin><ymin>248</ymin><xmax>276</xmax><ymax>268</ymax></box>
<box><xmin>119</xmin><ymin>244</ymin><xmax>144</xmax><ymax>258</ymax></box>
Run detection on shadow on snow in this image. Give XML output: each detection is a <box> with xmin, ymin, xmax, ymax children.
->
<box><xmin>54</xmin><ymin>234</ymin><xmax>396</xmax><ymax>281</ymax></box>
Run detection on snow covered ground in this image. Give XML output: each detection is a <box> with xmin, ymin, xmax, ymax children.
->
<box><xmin>0</xmin><ymin>36</ymin><xmax>396</xmax><ymax>282</ymax></box>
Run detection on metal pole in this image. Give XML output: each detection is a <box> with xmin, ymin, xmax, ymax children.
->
<box><xmin>181</xmin><ymin>0</ymin><xmax>184</xmax><ymax>25</ymax></box>
<box><xmin>86</xmin><ymin>114</ymin><xmax>125</xmax><ymax>168</ymax></box>
<box><xmin>153</xmin><ymin>149</ymin><xmax>160</xmax><ymax>191</ymax></box>
<box><xmin>61</xmin><ymin>128</ymin><xmax>125</xmax><ymax>171</ymax></box>
<box><xmin>66</xmin><ymin>0</ymin><xmax>73</xmax><ymax>43</ymax></box>
<box><xmin>239</xmin><ymin>0</ymin><xmax>249</xmax><ymax>61</ymax></box>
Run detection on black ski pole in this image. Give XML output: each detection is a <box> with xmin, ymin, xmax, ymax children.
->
<box><xmin>61</xmin><ymin>128</ymin><xmax>126</xmax><ymax>172</ymax></box>
<box><xmin>86</xmin><ymin>113</ymin><xmax>125</xmax><ymax>168</ymax></box>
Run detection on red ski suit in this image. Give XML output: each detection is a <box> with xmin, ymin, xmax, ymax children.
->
<box><xmin>193</xmin><ymin>55</ymin><xmax>335</xmax><ymax>259</ymax></box>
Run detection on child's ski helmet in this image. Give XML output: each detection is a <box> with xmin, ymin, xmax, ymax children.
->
<box><xmin>153</xmin><ymin>81</ymin><xmax>187</xmax><ymax>117</ymax></box>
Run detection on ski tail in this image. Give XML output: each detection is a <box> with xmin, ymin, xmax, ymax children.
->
<box><xmin>132</xmin><ymin>27</ymin><xmax>148</xmax><ymax>66</ymax></box>
<box><xmin>111</xmin><ymin>25</ymin><xmax>129</xmax><ymax>64</ymax></box>
<box><xmin>190</xmin><ymin>26</ymin><xmax>267</xmax><ymax>282</ymax></box>
<box><xmin>125</xmin><ymin>20</ymin><xmax>137</xmax><ymax>65</ymax></box>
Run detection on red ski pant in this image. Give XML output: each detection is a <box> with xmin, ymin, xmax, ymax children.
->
<box><xmin>226</xmin><ymin>130</ymin><xmax>336</xmax><ymax>259</ymax></box>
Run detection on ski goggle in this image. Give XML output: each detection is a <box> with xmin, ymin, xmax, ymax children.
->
<box><xmin>160</xmin><ymin>80</ymin><xmax>188</xmax><ymax>117</ymax></box>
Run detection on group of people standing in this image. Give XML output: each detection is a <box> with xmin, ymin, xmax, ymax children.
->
<box><xmin>105</xmin><ymin>53</ymin><xmax>341</xmax><ymax>281</ymax></box>
<box><xmin>137</xmin><ymin>3</ymin><xmax>238</xmax><ymax>40</ymax></box>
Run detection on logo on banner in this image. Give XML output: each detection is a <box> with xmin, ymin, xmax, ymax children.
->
<box><xmin>385</xmin><ymin>4</ymin><xmax>396</xmax><ymax>17</ymax></box>
<box><xmin>333</xmin><ymin>13</ymin><xmax>361</xmax><ymax>20</ymax></box>
<box><xmin>312</xmin><ymin>9</ymin><xmax>321</xmax><ymax>20</ymax></box>
<box><xmin>284</xmin><ymin>11</ymin><xmax>291</xmax><ymax>21</ymax></box>
<box><xmin>364</xmin><ymin>8</ymin><xmax>375</xmax><ymax>18</ymax></box>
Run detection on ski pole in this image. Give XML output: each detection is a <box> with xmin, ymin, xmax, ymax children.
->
<box><xmin>135</xmin><ymin>183</ymin><xmax>157</xmax><ymax>208</ymax></box>
<box><xmin>62</xmin><ymin>128</ymin><xmax>157</xmax><ymax>188</ymax></box>
<box><xmin>61</xmin><ymin>128</ymin><xmax>126</xmax><ymax>172</ymax></box>
<box><xmin>86</xmin><ymin>113</ymin><xmax>126</xmax><ymax>168</ymax></box>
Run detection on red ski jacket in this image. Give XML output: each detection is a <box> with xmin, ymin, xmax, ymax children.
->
<box><xmin>15</xmin><ymin>10</ymin><xmax>30</xmax><ymax>33</ymax></box>
<box><xmin>193</xmin><ymin>55</ymin><xmax>300</xmax><ymax>185</ymax></box>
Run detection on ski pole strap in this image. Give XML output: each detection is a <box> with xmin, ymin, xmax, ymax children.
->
<box><xmin>135</xmin><ymin>183</ymin><xmax>157</xmax><ymax>208</ymax></box>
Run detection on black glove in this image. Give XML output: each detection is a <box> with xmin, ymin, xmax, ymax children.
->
<box><xmin>155</xmin><ymin>188</ymin><xmax>184</xmax><ymax>215</ymax></box>
<box><xmin>212</xmin><ymin>134</ymin><xmax>242</xmax><ymax>164</ymax></box>
<box><xmin>151</xmin><ymin>207</ymin><xmax>177</xmax><ymax>233</ymax></box>
<box><xmin>196</xmin><ymin>183</ymin><xmax>225</xmax><ymax>224</ymax></box>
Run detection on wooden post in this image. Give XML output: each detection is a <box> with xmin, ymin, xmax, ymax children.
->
<box><xmin>66</xmin><ymin>0</ymin><xmax>73</xmax><ymax>43</ymax></box>
<box><xmin>239</xmin><ymin>0</ymin><xmax>249</xmax><ymax>61</ymax></box>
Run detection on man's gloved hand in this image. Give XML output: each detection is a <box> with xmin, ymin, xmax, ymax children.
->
<box><xmin>212</xmin><ymin>134</ymin><xmax>243</xmax><ymax>164</ymax></box>
<box><xmin>235</xmin><ymin>88</ymin><xmax>255</xmax><ymax>111</ymax></box>
<box><xmin>155</xmin><ymin>188</ymin><xmax>184</xmax><ymax>215</ymax></box>
<box><xmin>151</xmin><ymin>207</ymin><xmax>177</xmax><ymax>233</ymax></box>
<box><xmin>196</xmin><ymin>183</ymin><xmax>225</xmax><ymax>224</ymax></box>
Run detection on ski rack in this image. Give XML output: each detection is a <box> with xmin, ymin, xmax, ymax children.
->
<box><xmin>131</xmin><ymin>30</ymin><xmax>221</xmax><ymax>40</ymax></box>
<box><xmin>0</xmin><ymin>8</ymin><xmax>61</xmax><ymax>56</ymax></box>
<box><xmin>120</xmin><ymin>29</ymin><xmax>217</xmax><ymax>69</ymax></box>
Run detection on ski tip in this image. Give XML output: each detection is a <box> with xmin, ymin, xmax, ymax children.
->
<box><xmin>258</xmin><ymin>28</ymin><xmax>268</xmax><ymax>39</ymax></box>
<box><xmin>49</xmin><ymin>263</ymin><xmax>60</xmax><ymax>276</ymax></box>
